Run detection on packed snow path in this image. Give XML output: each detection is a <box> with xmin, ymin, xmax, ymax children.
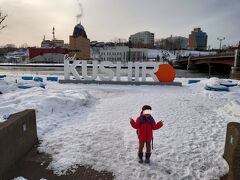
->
<box><xmin>1</xmin><ymin>78</ymin><xmax>239</xmax><ymax>179</ymax></box>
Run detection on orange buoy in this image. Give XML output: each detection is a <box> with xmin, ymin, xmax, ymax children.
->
<box><xmin>154</xmin><ymin>64</ymin><xmax>176</xmax><ymax>82</ymax></box>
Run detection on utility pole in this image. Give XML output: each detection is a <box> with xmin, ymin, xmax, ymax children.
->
<box><xmin>128</xmin><ymin>40</ymin><xmax>131</xmax><ymax>62</ymax></box>
<box><xmin>217</xmin><ymin>37</ymin><xmax>225</xmax><ymax>50</ymax></box>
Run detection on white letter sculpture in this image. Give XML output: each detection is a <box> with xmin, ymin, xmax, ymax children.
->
<box><xmin>64</xmin><ymin>55</ymin><xmax>162</xmax><ymax>83</ymax></box>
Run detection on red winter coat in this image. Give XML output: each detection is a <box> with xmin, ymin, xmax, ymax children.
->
<box><xmin>130</xmin><ymin>115</ymin><xmax>163</xmax><ymax>142</ymax></box>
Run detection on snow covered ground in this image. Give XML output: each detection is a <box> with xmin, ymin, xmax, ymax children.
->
<box><xmin>1</xmin><ymin>76</ymin><xmax>240</xmax><ymax>180</ymax></box>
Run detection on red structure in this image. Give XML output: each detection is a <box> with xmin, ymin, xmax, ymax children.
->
<box><xmin>28</xmin><ymin>48</ymin><xmax>69</xmax><ymax>60</ymax></box>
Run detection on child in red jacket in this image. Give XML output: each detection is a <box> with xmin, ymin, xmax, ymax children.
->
<box><xmin>130</xmin><ymin>105</ymin><xmax>163</xmax><ymax>163</ymax></box>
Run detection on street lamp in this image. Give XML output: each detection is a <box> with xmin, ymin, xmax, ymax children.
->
<box><xmin>217</xmin><ymin>37</ymin><xmax>225</xmax><ymax>50</ymax></box>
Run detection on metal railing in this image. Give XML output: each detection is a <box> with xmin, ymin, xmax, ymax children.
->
<box><xmin>177</xmin><ymin>52</ymin><xmax>235</xmax><ymax>62</ymax></box>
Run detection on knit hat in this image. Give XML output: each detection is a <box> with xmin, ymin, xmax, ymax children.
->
<box><xmin>142</xmin><ymin>105</ymin><xmax>152</xmax><ymax>111</ymax></box>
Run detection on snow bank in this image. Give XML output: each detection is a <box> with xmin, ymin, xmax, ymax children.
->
<box><xmin>204</xmin><ymin>77</ymin><xmax>222</xmax><ymax>86</ymax></box>
<box><xmin>13</xmin><ymin>177</ymin><xmax>28</xmax><ymax>180</ymax></box>
<box><xmin>0</xmin><ymin>79</ymin><xmax>97</xmax><ymax>138</ymax></box>
<box><xmin>0</xmin><ymin>77</ymin><xmax>18</xmax><ymax>122</ymax></box>
<box><xmin>201</xmin><ymin>77</ymin><xmax>239</xmax><ymax>91</ymax></box>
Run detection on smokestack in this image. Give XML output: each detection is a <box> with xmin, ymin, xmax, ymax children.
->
<box><xmin>76</xmin><ymin>0</ymin><xmax>83</xmax><ymax>24</ymax></box>
<box><xmin>52</xmin><ymin>27</ymin><xmax>56</xmax><ymax>40</ymax></box>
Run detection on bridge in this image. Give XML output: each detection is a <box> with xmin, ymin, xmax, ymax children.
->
<box><xmin>175</xmin><ymin>52</ymin><xmax>235</xmax><ymax>68</ymax></box>
<box><xmin>175</xmin><ymin>49</ymin><xmax>240</xmax><ymax>79</ymax></box>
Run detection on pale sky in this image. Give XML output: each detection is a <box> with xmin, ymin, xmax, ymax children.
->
<box><xmin>0</xmin><ymin>0</ymin><xmax>239</xmax><ymax>48</ymax></box>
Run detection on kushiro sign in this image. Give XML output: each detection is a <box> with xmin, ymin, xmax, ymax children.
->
<box><xmin>60</xmin><ymin>54</ymin><xmax>181</xmax><ymax>86</ymax></box>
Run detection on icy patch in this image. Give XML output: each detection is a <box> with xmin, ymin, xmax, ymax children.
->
<box><xmin>220</xmin><ymin>100</ymin><xmax>240</xmax><ymax>119</ymax></box>
<box><xmin>0</xmin><ymin>78</ymin><xmax>18</xmax><ymax>94</ymax></box>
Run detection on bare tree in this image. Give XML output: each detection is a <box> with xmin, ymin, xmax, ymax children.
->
<box><xmin>112</xmin><ymin>37</ymin><xmax>127</xmax><ymax>46</ymax></box>
<box><xmin>0</xmin><ymin>11</ymin><xmax>7</xmax><ymax>31</ymax></box>
<box><xmin>20</xmin><ymin>43</ymin><xmax>29</xmax><ymax>48</ymax></box>
<box><xmin>4</xmin><ymin>44</ymin><xmax>17</xmax><ymax>48</ymax></box>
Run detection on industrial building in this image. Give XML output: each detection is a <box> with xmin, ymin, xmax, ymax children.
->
<box><xmin>69</xmin><ymin>23</ymin><xmax>90</xmax><ymax>59</ymax></box>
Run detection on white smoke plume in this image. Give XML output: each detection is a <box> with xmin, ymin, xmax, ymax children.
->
<box><xmin>76</xmin><ymin>0</ymin><xmax>83</xmax><ymax>23</ymax></box>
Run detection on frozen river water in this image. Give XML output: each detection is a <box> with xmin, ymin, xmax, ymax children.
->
<box><xmin>0</xmin><ymin>65</ymin><xmax>229</xmax><ymax>78</ymax></box>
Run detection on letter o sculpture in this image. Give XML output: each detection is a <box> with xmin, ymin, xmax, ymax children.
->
<box><xmin>154</xmin><ymin>64</ymin><xmax>176</xmax><ymax>82</ymax></box>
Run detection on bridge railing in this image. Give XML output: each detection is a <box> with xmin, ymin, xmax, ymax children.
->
<box><xmin>176</xmin><ymin>51</ymin><xmax>235</xmax><ymax>61</ymax></box>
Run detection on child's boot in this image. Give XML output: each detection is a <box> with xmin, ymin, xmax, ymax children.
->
<box><xmin>145</xmin><ymin>152</ymin><xmax>151</xmax><ymax>163</ymax></box>
<box><xmin>138</xmin><ymin>152</ymin><xmax>143</xmax><ymax>163</ymax></box>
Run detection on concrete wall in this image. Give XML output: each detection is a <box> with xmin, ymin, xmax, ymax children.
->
<box><xmin>0</xmin><ymin>109</ymin><xmax>38</xmax><ymax>175</ymax></box>
<box><xmin>223</xmin><ymin>122</ymin><xmax>240</xmax><ymax>180</ymax></box>
<box><xmin>230</xmin><ymin>49</ymin><xmax>240</xmax><ymax>80</ymax></box>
